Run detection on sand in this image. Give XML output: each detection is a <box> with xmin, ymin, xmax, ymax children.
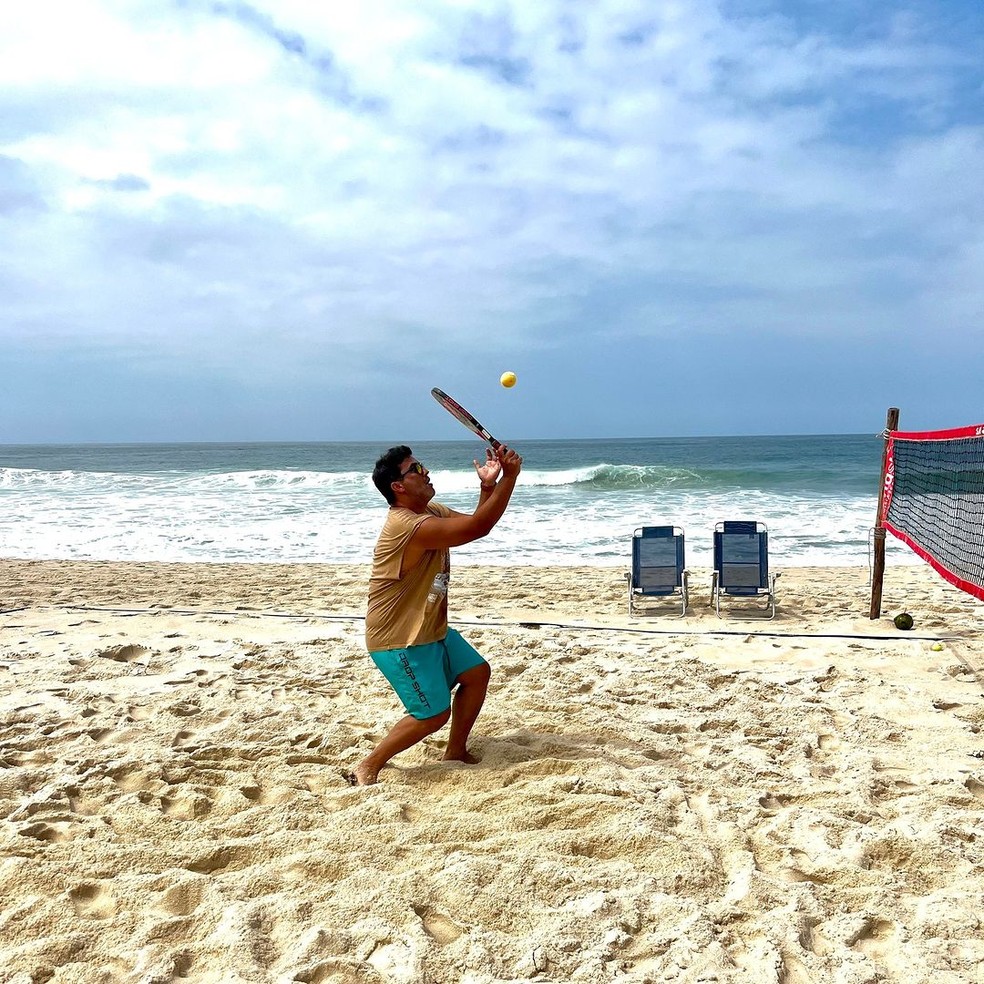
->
<box><xmin>1</xmin><ymin>558</ymin><xmax>982</xmax><ymax>984</ymax></box>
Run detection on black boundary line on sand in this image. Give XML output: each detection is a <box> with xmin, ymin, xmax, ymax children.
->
<box><xmin>7</xmin><ymin>603</ymin><xmax>970</xmax><ymax>645</ymax></box>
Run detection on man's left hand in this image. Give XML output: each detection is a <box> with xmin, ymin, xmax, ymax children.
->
<box><xmin>474</xmin><ymin>448</ymin><xmax>502</xmax><ymax>487</ymax></box>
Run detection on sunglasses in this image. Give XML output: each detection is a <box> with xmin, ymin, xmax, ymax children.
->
<box><xmin>399</xmin><ymin>462</ymin><xmax>426</xmax><ymax>478</ymax></box>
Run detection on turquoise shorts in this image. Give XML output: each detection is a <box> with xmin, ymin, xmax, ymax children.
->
<box><xmin>369</xmin><ymin>628</ymin><xmax>487</xmax><ymax>720</ymax></box>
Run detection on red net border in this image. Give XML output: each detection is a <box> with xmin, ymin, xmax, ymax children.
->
<box><xmin>881</xmin><ymin>422</ymin><xmax>984</xmax><ymax>602</ymax></box>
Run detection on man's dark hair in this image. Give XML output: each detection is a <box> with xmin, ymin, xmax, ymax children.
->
<box><xmin>372</xmin><ymin>445</ymin><xmax>412</xmax><ymax>504</ymax></box>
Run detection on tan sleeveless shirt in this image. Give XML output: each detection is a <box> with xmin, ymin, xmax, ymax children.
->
<box><xmin>365</xmin><ymin>502</ymin><xmax>452</xmax><ymax>651</ymax></box>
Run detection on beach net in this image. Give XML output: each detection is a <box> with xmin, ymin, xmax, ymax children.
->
<box><xmin>882</xmin><ymin>423</ymin><xmax>984</xmax><ymax>601</ymax></box>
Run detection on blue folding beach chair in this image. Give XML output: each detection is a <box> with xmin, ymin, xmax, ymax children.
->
<box><xmin>625</xmin><ymin>526</ymin><xmax>689</xmax><ymax>616</ymax></box>
<box><xmin>712</xmin><ymin>520</ymin><xmax>779</xmax><ymax>619</ymax></box>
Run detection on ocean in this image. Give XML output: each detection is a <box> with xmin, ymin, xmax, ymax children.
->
<box><xmin>0</xmin><ymin>436</ymin><xmax>911</xmax><ymax>569</ymax></box>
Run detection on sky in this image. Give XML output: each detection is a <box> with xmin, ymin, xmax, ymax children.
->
<box><xmin>1</xmin><ymin>0</ymin><xmax>982</xmax><ymax>443</ymax></box>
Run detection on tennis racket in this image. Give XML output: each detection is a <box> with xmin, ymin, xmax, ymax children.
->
<box><xmin>431</xmin><ymin>387</ymin><xmax>501</xmax><ymax>450</ymax></box>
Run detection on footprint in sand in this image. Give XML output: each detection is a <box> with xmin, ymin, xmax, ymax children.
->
<box><xmin>292</xmin><ymin>960</ymin><xmax>363</xmax><ymax>984</ymax></box>
<box><xmin>170</xmin><ymin>729</ymin><xmax>198</xmax><ymax>749</ymax></box>
<box><xmin>66</xmin><ymin>786</ymin><xmax>104</xmax><ymax>816</ymax></box>
<box><xmin>182</xmin><ymin>845</ymin><xmax>250</xmax><ymax>874</ymax></box>
<box><xmin>169</xmin><ymin>701</ymin><xmax>202</xmax><ymax>718</ymax></box>
<box><xmin>158</xmin><ymin>877</ymin><xmax>207</xmax><ymax>917</ymax></box>
<box><xmin>757</xmin><ymin>792</ymin><xmax>795</xmax><ymax>814</ymax></box>
<box><xmin>497</xmin><ymin>660</ymin><xmax>528</xmax><ymax>678</ymax></box>
<box><xmin>160</xmin><ymin>789</ymin><xmax>214</xmax><ymax>820</ymax></box>
<box><xmin>80</xmin><ymin>695</ymin><xmax>116</xmax><ymax>719</ymax></box>
<box><xmin>413</xmin><ymin>904</ymin><xmax>464</xmax><ymax>944</ymax></box>
<box><xmin>20</xmin><ymin>820</ymin><xmax>77</xmax><ymax>843</ymax></box>
<box><xmin>69</xmin><ymin>882</ymin><xmax>117</xmax><ymax>920</ymax></box>
<box><xmin>847</xmin><ymin>917</ymin><xmax>898</xmax><ymax>961</ymax></box>
<box><xmin>97</xmin><ymin>644</ymin><xmax>149</xmax><ymax>663</ymax></box>
<box><xmin>107</xmin><ymin>764</ymin><xmax>158</xmax><ymax>793</ymax></box>
<box><xmin>240</xmin><ymin>782</ymin><xmax>265</xmax><ymax>803</ymax></box>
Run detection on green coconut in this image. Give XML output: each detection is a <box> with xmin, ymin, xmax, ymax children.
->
<box><xmin>893</xmin><ymin>611</ymin><xmax>914</xmax><ymax>630</ymax></box>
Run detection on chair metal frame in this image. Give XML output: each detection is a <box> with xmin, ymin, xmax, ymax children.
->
<box><xmin>625</xmin><ymin>526</ymin><xmax>689</xmax><ymax>617</ymax></box>
<box><xmin>711</xmin><ymin>520</ymin><xmax>779</xmax><ymax>619</ymax></box>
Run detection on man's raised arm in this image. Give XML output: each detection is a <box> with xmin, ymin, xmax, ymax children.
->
<box><xmin>412</xmin><ymin>446</ymin><xmax>523</xmax><ymax>550</ymax></box>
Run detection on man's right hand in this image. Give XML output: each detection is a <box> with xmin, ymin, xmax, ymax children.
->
<box><xmin>409</xmin><ymin>444</ymin><xmax>523</xmax><ymax>554</ymax></box>
<box><xmin>497</xmin><ymin>445</ymin><xmax>523</xmax><ymax>478</ymax></box>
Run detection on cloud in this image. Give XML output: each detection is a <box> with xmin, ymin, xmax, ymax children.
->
<box><xmin>86</xmin><ymin>173</ymin><xmax>151</xmax><ymax>192</ymax></box>
<box><xmin>1</xmin><ymin>0</ymin><xmax>981</xmax><ymax>438</ymax></box>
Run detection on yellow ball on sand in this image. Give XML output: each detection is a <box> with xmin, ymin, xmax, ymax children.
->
<box><xmin>500</xmin><ymin>371</ymin><xmax>517</xmax><ymax>388</ymax></box>
<box><xmin>930</xmin><ymin>642</ymin><xmax>944</xmax><ymax>651</ymax></box>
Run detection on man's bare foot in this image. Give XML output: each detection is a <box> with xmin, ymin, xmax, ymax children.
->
<box><xmin>442</xmin><ymin>749</ymin><xmax>481</xmax><ymax>765</ymax></box>
<box><xmin>346</xmin><ymin>761</ymin><xmax>379</xmax><ymax>786</ymax></box>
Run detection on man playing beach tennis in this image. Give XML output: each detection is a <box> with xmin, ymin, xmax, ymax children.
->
<box><xmin>351</xmin><ymin>443</ymin><xmax>522</xmax><ymax>785</ymax></box>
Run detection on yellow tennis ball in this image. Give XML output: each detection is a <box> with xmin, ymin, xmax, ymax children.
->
<box><xmin>500</xmin><ymin>371</ymin><xmax>517</xmax><ymax>388</ymax></box>
<box><xmin>930</xmin><ymin>642</ymin><xmax>944</xmax><ymax>651</ymax></box>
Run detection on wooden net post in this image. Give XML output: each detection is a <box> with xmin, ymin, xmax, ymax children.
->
<box><xmin>869</xmin><ymin>407</ymin><xmax>900</xmax><ymax>619</ymax></box>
